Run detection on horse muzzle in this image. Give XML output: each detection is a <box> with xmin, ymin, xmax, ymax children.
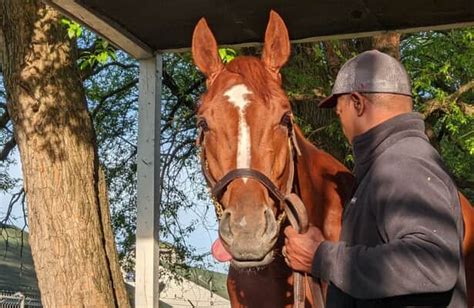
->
<box><xmin>219</xmin><ymin>206</ymin><xmax>279</xmax><ymax>268</ymax></box>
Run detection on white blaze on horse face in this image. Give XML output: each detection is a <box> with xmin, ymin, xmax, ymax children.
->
<box><xmin>224</xmin><ymin>84</ymin><xmax>252</xmax><ymax>183</ymax></box>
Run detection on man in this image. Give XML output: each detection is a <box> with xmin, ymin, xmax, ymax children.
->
<box><xmin>283</xmin><ymin>50</ymin><xmax>466</xmax><ymax>307</ymax></box>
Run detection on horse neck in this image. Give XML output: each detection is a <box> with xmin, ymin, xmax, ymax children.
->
<box><xmin>292</xmin><ymin>126</ymin><xmax>318</xmax><ymax>201</ymax></box>
<box><xmin>291</xmin><ymin>125</ymin><xmax>354</xmax><ymax>238</ymax></box>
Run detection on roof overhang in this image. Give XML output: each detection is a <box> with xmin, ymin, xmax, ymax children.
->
<box><xmin>44</xmin><ymin>0</ymin><xmax>474</xmax><ymax>59</ymax></box>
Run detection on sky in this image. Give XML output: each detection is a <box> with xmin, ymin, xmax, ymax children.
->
<box><xmin>0</xmin><ymin>151</ymin><xmax>25</xmax><ymax>228</ymax></box>
<box><xmin>178</xmin><ymin>203</ymin><xmax>229</xmax><ymax>273</ymax></box>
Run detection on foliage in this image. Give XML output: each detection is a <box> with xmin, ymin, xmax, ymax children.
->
<box><xmin>61</xmin><ymin>18</ymin><xmax>117</xmax><ymax>69</ymax></box>
<box><xmin>282</xmin><ymin>40</ymin><xmax>369</xmax><ymax>166</ymax></box>
<box><xmin>402</xmin><ymin>28</ymin><xmax>474</xmax><ymax>198</ymax></box>
<box><xmin>79</xmin><ymin>40</ymin><xmax>117</xmax><ymax>70</ymax></box>
<box><xmin>60</xmin><ymin>19</ymin><xmax>82</xmax><ymax>39</ymax></box>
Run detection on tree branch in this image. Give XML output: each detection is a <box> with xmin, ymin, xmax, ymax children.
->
<box><xmin>161</xmin><ymin>70</ymin><xmax>203</xmax><ymax>132</ymax></box>
<box><xmin>422</xmin><ymin>80</ymin><xmax>474</xmax><ymax>118</ymax></box>
<box><xmin>0</xmin><ymin>9</ymin><xmax>5</xmax><ymax>73</ymax></box>
<box><xmin>91</xmin><ymin>78</ymin><xmax>138</xmax><ymax>119</ymax></box>
<box><xmin>0</xmin><ymin>137</ymin><xmax>16</xmax><ymax>161</ymax></box>
<box><xmin>0</xmin><ymin>109</ymin><xmax>10</xmax><ymax>129</ymax></box>
<box><xmin>162</xmin><ymin>70</ymin><xmax>203</xmax><ymax>105</ymax></box>
<box><xmin>1</xmin><ymin>188</ymin><xmax>24</xmax><ymax>226</ymax></box>
<box><xmin>82</xmin><ymin>61</ymin><xmax>138</xmax><ymax>81</ymax></box>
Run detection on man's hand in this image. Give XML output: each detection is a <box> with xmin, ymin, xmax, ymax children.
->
<box><xmin>283</xmin><ymin>225</ymin><xmax>325</xmax><ymax>273</ymax></box>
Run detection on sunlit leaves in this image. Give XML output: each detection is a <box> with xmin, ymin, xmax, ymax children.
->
<box><xmin>79</xmin><ymin>40</ymin><xmax>118</xmax><ymax>70</ymax></box>
<box><xmin>218</xmin><ymin>48</ymin><xmax>237</xmax><ymax>63</ymax></box>
<box><xmin>61</xmin><ymin>18</ymin><xmax>82</xmax><ymax>39</ymax></box>
<box><xmin>403</xmin><ymin>28</ymin><xmax>474</xmax><ymax>198</ymax></box>
<box><xmin>61</xmin><ymin>18</ymin><xmax>118</xmax><ymax>70</ymax></box>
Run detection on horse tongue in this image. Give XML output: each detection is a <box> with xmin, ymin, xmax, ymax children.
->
<box><xmin>211</xmin><ymin>238</ymin><xmax>232</xmax><ymax>262</ymax></box>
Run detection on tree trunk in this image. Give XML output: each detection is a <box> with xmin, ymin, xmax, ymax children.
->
<box><xmin>0</xmin><ymin>1</ymin><xmax>129</xmax><ymax>307</ymax></box>
<box><xmin>98</xmin><ymin>167</ymin><xmax>131</xmax><ymax>307</ymax></box>
<box><xmin>372</xmin><ymin>32</ymin><xmax>401</xmax><ymax>60</ymax></box>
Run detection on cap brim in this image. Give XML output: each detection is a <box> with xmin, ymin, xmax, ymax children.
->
<box><xmin>318</xmin><ymin>94</ymin><xmax>338</xmax><ymax>108</ymax></box>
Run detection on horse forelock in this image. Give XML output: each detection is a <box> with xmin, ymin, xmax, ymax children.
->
<box><xmin>197</xmin><ymin>56</ymin><xmax>289</xmax><ymax>114</ymax></box>
<box><xmin>225</xmin><ymin>56</ymin><xmax>287</xmax><ymax>104</ymax></box>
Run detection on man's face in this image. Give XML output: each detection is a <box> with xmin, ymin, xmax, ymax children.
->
<box><xmin>335</xmin><ymin>94</ymin><xmax>356</xmax><ymax>144</ymax></box>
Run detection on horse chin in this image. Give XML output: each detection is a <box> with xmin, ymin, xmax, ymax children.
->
<box><xmin>230</xmin><ymin>250</ymin><xmax>274</xmax><ymax>271</ymax></box>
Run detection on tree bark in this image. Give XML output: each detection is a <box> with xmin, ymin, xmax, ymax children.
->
<box><xmin>0</xmin><ymin>1</ymin><xmax>129</xmax><ymax>307</ymax></box>
<box><xmin>372</xmin><ymin>32</ymin><xmax>401</xmax><ymax>60</ymax></box>
<box><xmin>322</xmin><ymin>41</ymin><xmax>342</xmax><ymax>79</ymax></box>
<box><xmin>98</xmin><ymin>167</ymin><xmax>131</xmax><ymax>307</ymax></box>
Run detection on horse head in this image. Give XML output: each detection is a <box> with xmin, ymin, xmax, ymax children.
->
<box><xmin>193</xmin><ymin>11</ymin><xmax>296</xmax><ymax>268</ymax></box>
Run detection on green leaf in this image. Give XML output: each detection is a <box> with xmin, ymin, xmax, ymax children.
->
<box><xmin>61</xmin><ymin>18</ymin><xmax>83</xmax><ymax>39</ymax></box>
<box><xmin>218</xmin><ymin>48</ymin><xmax>237</xmax><ymax>63</ymax></box>
<box><xmin>97</xmin><ymin>52</ymin><xmax>109</xmax><ymax>64</ymax></box>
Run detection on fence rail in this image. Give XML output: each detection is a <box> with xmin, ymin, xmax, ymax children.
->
<box><xmin>0</xmin><ymin>291</ymin><xmax>41</xmax><ymax>308</ymax></box>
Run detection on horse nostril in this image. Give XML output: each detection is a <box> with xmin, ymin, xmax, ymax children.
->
<box><xmin>219</xmin><ymin>210</ymin><xmax>233</xmax><ymax>241</ymax></box>
<box><xmin>263</xmin><ymin>208</ymin><xmax>277</xmax><ymax>237</ymax></box>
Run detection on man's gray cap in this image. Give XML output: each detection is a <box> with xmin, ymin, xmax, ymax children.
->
<box><xmin>319</xmin><ymin>50</ymin><xmax>412</xmax><ymax>108</ymax></box>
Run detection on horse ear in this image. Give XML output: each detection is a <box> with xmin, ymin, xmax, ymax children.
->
<box><xmin>262</xmin><ymin>10</ymin><xmax>290</xmax><ymax>74</ymax></box>
<box><xmin>192</xmin><ymin>18</ymin><xmax>224</xmax><ymax>81</ymax></box>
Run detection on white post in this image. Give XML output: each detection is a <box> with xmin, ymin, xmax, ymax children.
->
<box><xmin>135</xmin><ymin>54</ymin><xmax>162</xmax><ymax>308</ymax></box>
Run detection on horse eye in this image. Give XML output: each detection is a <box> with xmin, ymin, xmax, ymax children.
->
<box><xmin>197</xmin><ymin>118</ymin><xmax>209</xmax><ymax>132</ymax></box>
<box><xmin>280</xmin><ymin>112</ymin><xmax>292</xmax><ymax>128</ymax></box>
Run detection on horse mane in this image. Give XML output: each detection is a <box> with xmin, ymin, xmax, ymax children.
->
<box><xmin>226</xmin><ymin>56</ymin><xmax>286</xmax><ymax>103</ymax></box>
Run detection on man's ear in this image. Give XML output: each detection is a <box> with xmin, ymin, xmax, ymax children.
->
<box><xmin>350</xmin><ymin>92</ymin><xmax>366</xmax><ymax>116</ymax></box>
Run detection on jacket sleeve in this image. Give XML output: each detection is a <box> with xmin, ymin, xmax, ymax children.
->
<box><xmin>311</xmin><ymin>156</ymin><xmax>462</xmax><ymax>299</ymax></box>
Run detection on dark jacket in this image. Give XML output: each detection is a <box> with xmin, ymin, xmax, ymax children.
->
<box><xmin>312</xmin><ymin>113</ymin><xmax>466</xmax><ymax>307</ymax></box>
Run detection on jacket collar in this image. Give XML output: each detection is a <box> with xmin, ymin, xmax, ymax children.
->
<box><xmin>352</xmin><ymin>112</ymin><xmax>428</xmax><ymax>179</ymax></box>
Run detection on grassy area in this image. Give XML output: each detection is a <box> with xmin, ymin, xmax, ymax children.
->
<box><xmin>161</xmin><ymin>261</ymin><xmax>229</xmax><ymax>299</ymax></box>
<box><xmin>0</xmin><ymin>224</ymin><xmax>39</xmax><ymax>296</ymax></box>
<box><xmin>185</xmin><ymin>267</ymin><xmax>229</xmax><ymax>299</ymax></box>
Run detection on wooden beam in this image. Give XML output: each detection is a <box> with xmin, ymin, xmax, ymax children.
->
<box><xmin>42</xmin><ymin>0</ymin><xmax>473</xmax><ymax>53</ymax></box>
<box><xmin>135</xmin><ymin>55</ymin><xmax>162</xmax><ymax>307</ymax></box>
<box><xmin>165</xmin><ymin>21</ymin><xmax>474</xmax><ymax>53</ymax></box>
<box><xmin>42</xmin><ymin>0</ymin><xmax>153</xmax><ymax>59</ymax></box>
<box><xmin>293</xmin><ymin>21</ymin><xmax>474</xmax><ymax>46</ymax></box>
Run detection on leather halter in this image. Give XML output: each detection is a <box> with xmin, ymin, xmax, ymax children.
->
<box><xmin>197</xmin><ymin>116</ymin><xmax>325</xmax><ymax>308</ymax></box>
<box><xmin>198</xmin><ymin>116</ymin><xmax>303</xmax><ymax>228</ymax></box>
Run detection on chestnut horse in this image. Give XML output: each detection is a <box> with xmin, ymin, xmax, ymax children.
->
<box><xmin>192</xmin><ymin>11</ymin><xmax>474</xmax><ymax>307</ymax></box>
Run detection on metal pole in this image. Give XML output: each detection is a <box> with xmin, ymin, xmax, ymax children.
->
<box><xmin>19</xmin><ymin>292</ymin><xmax>25</xmax><ymax>308</ymax></box>
<box><xmin>135</xmin><ymin>54</ymin><xmax>162</xmax><ymax>308</ymax></box>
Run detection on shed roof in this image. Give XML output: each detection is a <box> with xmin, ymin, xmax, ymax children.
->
<box><xmin>46</xmin><ymin>0</ymin><xmax>474</xmax><ymax>58</ymax></box>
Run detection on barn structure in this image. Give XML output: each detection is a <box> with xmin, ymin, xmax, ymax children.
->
<box><xmin>39</xmin><ymin>0</ymin><xmax>474</xmax><ymax>306</ymax></box>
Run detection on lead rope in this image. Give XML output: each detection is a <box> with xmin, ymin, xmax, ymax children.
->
<box><xmin>285</xmin><ymin>129</ymin><xmax>325</xmax><ymax>308</ymax></box>
<box><xmin>286</xmin><ymin>196</ymin><xmax>326</xmax><ymax>308</ymax></box>
<box><xmin>284</xmin><ymin>192</ymin><xmax>326</xmax><ymax>308</ymax></box>
<box><xmin>285</xmin><ymin>135</ymin><xmax>307</xmax><ymax>308</ymax></box>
